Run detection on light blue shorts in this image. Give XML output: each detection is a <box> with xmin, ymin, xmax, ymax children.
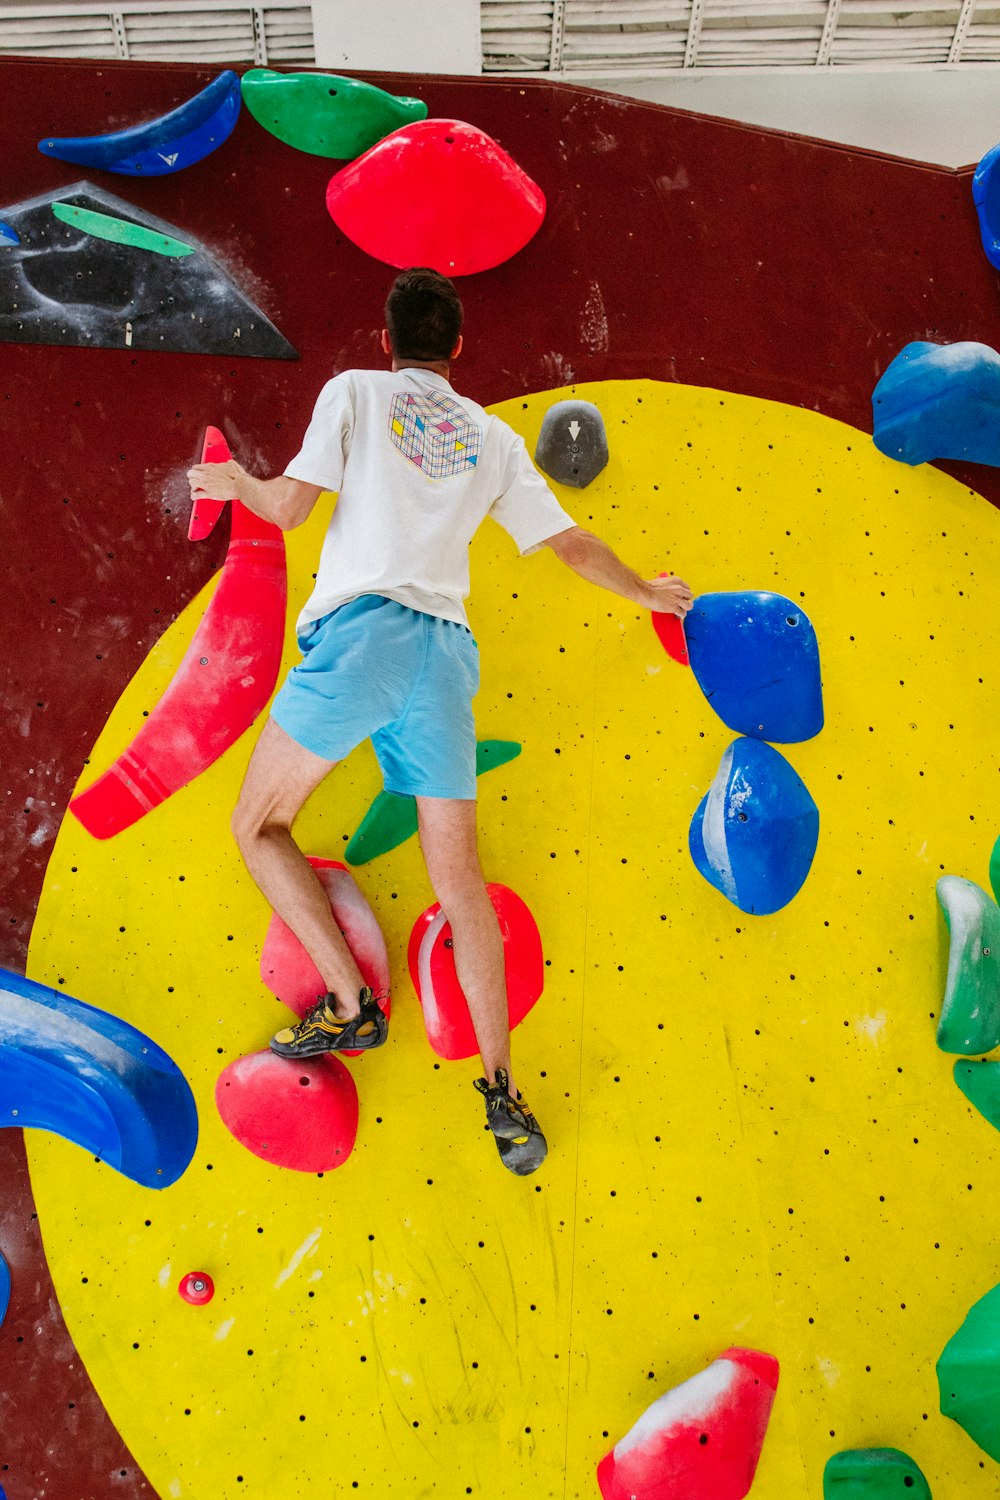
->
<box><xmin>271</xmin><ymin>594</ymin><xmax>480</xmax><ymax>799</ymax></box>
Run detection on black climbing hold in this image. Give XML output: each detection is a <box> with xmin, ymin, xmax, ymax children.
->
<box><xmin>534</xmin><ymin>399</ymin><xmax>609</xmax><ymax>488</ymax></box>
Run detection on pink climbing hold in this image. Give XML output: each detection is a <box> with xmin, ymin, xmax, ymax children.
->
<box><xmin>260</xmin><ymin>858</ymin><xmax>390</xmax><ymax>1058</ymax></box>
<box><xmin>597</xmin><ymin>1346</ymin><xmax>779</xmax><ymax>1500</ymax></box>
<box><xmin>650</xmin><ymin>572</ymin><xmax>690</xmax><ymax>666</ymax></box>
<box><xmin>407</xmin><ymin>883</ymin><xmax>544</xmax><ymax>1060</ymax></box>
<box><xmin>70</xmin><ymin>425</ymin><xmax>286</xmax><ymax>838</ymax></box>
<box><xmin>215</xmin><ymin>1049</ymin><xmax>358</xmax><ymax>1172</ymax></box>
<box><xmin>178</xmin><ymin>1271</ymin><xmax>215</xmax><ymax>1306</ymax></box>
<box><xmin>325</xmin><ymin>118</ymin><xmax>546</xmax><ymax>277</ymax></box>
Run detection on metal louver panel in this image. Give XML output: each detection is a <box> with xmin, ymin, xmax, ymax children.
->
<box><xmin>481</xmin><ymin>0</ymin><xmax>1000</xmax><ymax>70</ymax></box>
<box><xmin>0</xmin><ymin>1</ymin><xmax>314</xmax><ymax>63</ymax></box>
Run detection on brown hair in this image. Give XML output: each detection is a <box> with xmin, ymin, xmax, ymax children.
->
<box><xmin>384</xmin><ymin>267</ymin><xmax>463</xmax><ymax>361</ymax></box>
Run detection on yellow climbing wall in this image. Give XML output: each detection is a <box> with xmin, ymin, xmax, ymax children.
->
<box><xmin>25</xmin><ymin>380</ymin><xmax>1000</xmax><ymax>1498</ymax></box>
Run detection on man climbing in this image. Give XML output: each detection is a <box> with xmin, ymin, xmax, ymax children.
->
<box><xmin>188</xmin><ymin>267</ymin><xmax>693</xmax><ymax>1176</ymax></box>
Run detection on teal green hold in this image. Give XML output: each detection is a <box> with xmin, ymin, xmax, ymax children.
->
<box><xmin>935</xmin><ymin>875</ymin><xmax>1000</xmax><ymax>1054</ymax></box>
<box><xmin>345</xmin><ymin>741</ymin><xmax>521</xmax><ymax>865</ymax></box>
<box><xmin>938</xmin><ymin>1281</ymin><xmax>1000</xmax><ymax>1461</ymax></box>
<box><xmin>990</xmin><ymin>833</ymin><xmax>1000</xmax><ymax>907</ymax></box>
<box><xmin>241</xmin><ymin>70</ymin><xmax>427</xmax><ymax>159</ymax></box>
<box><xmin>823</xmin><ymin>1448</ymin><xmax>931</xmax><ymax>1498</ymax></box>
<box><xmin>954</xmin><ymin>1057</ymin><xmax>1000</xmax><ymax>1133</ymax></box>
<box><xmin>52</xmin><ymin>202</ymin><xmax>194</xmax><ymax>257</ymax></box>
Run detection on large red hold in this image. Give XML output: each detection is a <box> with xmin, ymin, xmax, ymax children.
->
<box><xmin>407</xmin><ymin>883</ymin><xmax>544</xmax><ymax>1060</ymax></box>
<box><xmin>597</xmin><ymin>1347</ymin><xmax>779</xmax><ymax>1500</ymax></box>
<box><xmin>325</xmin><ymin>118</ymin><xmax>546</xmax><ymax>276</ymax></box>
<box><xmin>70</xmin><ymin>425</ymin><xmax>286</xmax><ymax>838</ymax></box>
<box><xmin>215</xmin><ymin>1049</ymin><xmax>359</xmax><ymax>1173</ymax></box>
<box><xmin>260</xmin><ymin>857</ymin><xmax>391</xmax><ymax>1057</ymax></box>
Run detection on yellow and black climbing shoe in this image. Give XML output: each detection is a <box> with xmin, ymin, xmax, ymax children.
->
<box><xmin>474</xmin><ymin>1068</ymin><xmax>547</xmax><ymax>1176</ymax></box>
<box><xmin>270</xmin><ymin>987</ymin><xmax>387</xmax><ymax>1058</ymax></box>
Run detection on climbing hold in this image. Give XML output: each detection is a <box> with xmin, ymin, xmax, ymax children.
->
<box><xmin>326</xmin><ymin>118</ymin><xmax>546</xmax><ymax>276</ymax></box>
<box><xmin>241</xmin><ymin>69</ymin><xmax>426</xmax><ymax>159</ymax></box>
<box><xmin>954</xmin><ymin>1058</ymin><xmax>1000</xmax><ymax>1133</ymax></box>
<box><xmin>989</xmin><ymin>833</ymin><xmax>1000</xmax><ymax>907</ymax></box>
<box><xmin>650</xmin><ymin>574</ymin><xmax>690</xmax><ymax>666</ymax></box>
<box><xmin>71</xmin><ymin>427</ymin><xmax>286</xmax><ymax>838</ymax></box>
<box><xmin>0</xmin><ymin>1251</ymin><xmax>9</xmax><ymax>1328</ymax></box>
<box><xmin>823</xmin><ymin>1448</ymin><xmax>931</xmax><ymax>1498</ymax></box>
<box><xmin>973</xmin><ymin>142</ymin><xmax>1000</xmax><ymax>270</ymax></box>
<box><xmin>597</xmin><ymin>1346</ymin><xmax>779</xmax><ymax>1500</ymax></box>
<box><xmin>187</xmin><ymin>422</ymin><xmax>231</xmax><ymax>540</ymax></box>
<box><xmin>407</xmin><ymin>884</ymin><xmax>544</xmax><ymax>1060</ymax></box>
<box><xmin>0</xmin><ymin>965</ymin><xmax>197</xmax><ymax>1189</ymax></box>
<box><xmin>260</xmin><ymin>858</ymin><xmax>390</xmax><ymax>1057</ymax></box>
<box><xmin>689</xmin><ymin>738</ymin><xmax>819</xmax><ymax>915</ymax></box>
<box><xmin>0</xmin><ymin>222</ymin><xmax>18</xmax><ymax>246</ymax></box>
<box><xmin>534</xmin><ymin>399</ymin><xmax>609</xmax><ymax>488</ymax></box>
<box><xmin>938</xmin><ymin>1281</ymin><xmax>1000</xmax><ymax>1461</ymax></box>
<box><xmin>178</xmin><ymin>1271</ymin><xmax>215</xmax><ymax>1306</ymax></box>
<box><xmin>38</xmin><ymin>70</ymin><xmax>240</xmax><ymax>175</ymax></box>
<box><xmin>872</xmin><ymin>341</ymin><xmax>1000</xmax><ymax>467</ymax></box>
<box><xmin>346</xmin><ymin>740</ymin><xmax>522</xmax><ymax>864</ymax></box>
<box><xmin>0</xmin><ymin>182</ymin><xmax>297</xmax><ymax>358</ymax></box>
<box><xmin>935</xmin><ymin>876</ymin><xmax>1000</xmax><ymax>1054</ymax></box>
<box><xmin>51</xmin><ymin>201</ymin><xmax>194</xmax><ymax>258</ymax></box>
<box><xmin>684</xmin><ymin>591</ymin><xmax>823</xmax><ymax>742</ymax></box>
<box><xmin>215</xmin><ymin>1050</ymin><xmax>358</xmax><ymax>1172</ymax></box>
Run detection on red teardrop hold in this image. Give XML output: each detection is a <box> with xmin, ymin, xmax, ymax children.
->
<box><xmin>178</xmin><ymin>1271</ymin><xmax>215</xmax><ymax>1306</ymax></box>
<box><xmin>651</xmin><ymin>572</ymin><xmax>690</xmax><ymax>666</ymax></box>
<box><xmin>326</xmin><ymin>118</ymin><xmax>546</xmax><ymax>276</ymax></box>
<box><xmin>215</xmin><ymin>1049</ymin><xmax>359</xmax><ymax>1173</ymax></box>
<box><xmin>597</xmin><ymin>1346</ymin><xmax>780</xmax><ymax>1500</ymax></box>
<box><xmin>407</xmin><ymin>883</ymin><xmax>544</xmax><ymax>1060</ymax></box>
<box><xmin>260</xmin><ymin>857</ymin><xmax>391</xmax><ymax>1058</ymax></box>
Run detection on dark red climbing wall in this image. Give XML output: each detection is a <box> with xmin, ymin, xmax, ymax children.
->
<box><xmin>1</xmin><ymin>51</ymin><xmax>999</xmax><ymax>1499</ymax></box>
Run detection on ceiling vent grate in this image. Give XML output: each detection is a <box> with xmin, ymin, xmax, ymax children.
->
<box><xmin>0</xmin><ymin>0</ymin><xmax>314</xmax><ymax>63</ymax></box>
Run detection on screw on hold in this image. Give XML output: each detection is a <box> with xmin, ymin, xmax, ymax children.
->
<box><xmin>179</xmin><ymin>1271</ymin><xmax>215</xmax><ymax>1306</ymax></box>
<box><xmin>444</xmin><ymin>937</ymin><xmax>454</xmax><ymax>949</ymax></box>
<box><xmin>985</xmin><ymin>948</ymin><xmax>992</xmax><ymax>956</ymax></box>
<box><xmin>199</xmin><ymin>657</ymin><xmax>209</xmax><ymax>666</ymax></box>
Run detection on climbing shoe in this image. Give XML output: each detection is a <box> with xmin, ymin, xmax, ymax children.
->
<box><xmin>270</xmin><ymin>987</ymin><xmax>387</xmax><ymax>1058</ymax></box>
<box><xmin>474</xmin><ymin>1068</ymin><xmax>547</xmax><ymax>1176</ymax></box>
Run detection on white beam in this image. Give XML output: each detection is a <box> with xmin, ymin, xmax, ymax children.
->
<box><xmin>684</xmin><ymin>0</ymin><xmax>705</xmax><ymax>68</ymax></box>
<box><xmin>815</xmin><ymin>0</ymin><xmax>843</xmax><ymax>64</ymax></box>
<box><xmin>948</xmin><ymin>0</ymin><xmax>978</xmax><ymax>62</ymax></box>
<box><xmin>311</xmin><ymin>0</ymin><xmax>482</xmax><ymax>74</ymax></box>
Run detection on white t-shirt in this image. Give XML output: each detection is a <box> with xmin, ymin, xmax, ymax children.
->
<box><xmin>284</xmin><ymin>367</ymin><xmax>577</xmax><ymax>631</ymax></box>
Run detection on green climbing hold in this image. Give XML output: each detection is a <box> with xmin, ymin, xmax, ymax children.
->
<box><xmin>935</xmin><ymin>875</ymin><xmax>1000</xmax><ymax>1054</ymax></box>
<box><xmin>954</xmin><ymin>1057</ymin><xmax>1000</xmax><ymax>1132</ymax></box>
<box><xmin>823</xmin><ymin>1448</ymin><xmax>931</xmax><ymax>1498</ymax></box>
<box><xmin>52</xmin><ymin>202</ymin><xmax>194</xmax><ymax>258</ymax></box>
<box><xmin>990</xmin><ymin>833</ymin><xmax>1000</xmax><ymax>907</ymax></box>
<box><xmin>346</xmin><ymin>741</ymin><xmax>521</xmax><ymax>865</ymax></box>
<box><xmin>241</xmin><ymin>70</ymin><xmax>427</xmax><ymax>160</ymax></box>
<box><xmin>938</xmin><ymin>1281</ymin><xmax>1000</xmax><ymax>1461</ymax></box>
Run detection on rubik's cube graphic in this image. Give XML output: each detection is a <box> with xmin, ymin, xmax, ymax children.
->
<box><xmin>388</xmin><ymin>391</ymin><xmax>482</xmax><ymax>479</ymax></box>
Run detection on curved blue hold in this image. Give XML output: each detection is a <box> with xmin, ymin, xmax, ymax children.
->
<box><xmin>38</xmin><ymin>70</ymin><xmax>240</xmax><ymax>176</ymax></box>
<box><xmin>689</xmin><ymin>738</ymin><xmax>819</xmax><ymax>915</ymax></box>
<box><xmin>684</xmin><ymin>591</ymin><xmax>823</xmax><ymax>743</ymax></box>
<box><xmin>0</xmin><ymin>222</ymin><xmax>18</xmax><ymax>247</ymax></box>
<box><xmin>973</xmin><ymin>142</ymin><xmax>1000</xmax><ymax>270</ymax></box>
<box><xmin>0</xmin><ymin>967</ymin><xmax>197</xmax><ymax>1189</ymax></box>
<box><xmin>872</xmin><ymin>340</ymin><xmax>1000</xmax><ymax>467</ymax></box>
<box><xmin>0</xmin><ymin>1252</ymin><xmax>9</xmax><ymax>1327</ymax></box>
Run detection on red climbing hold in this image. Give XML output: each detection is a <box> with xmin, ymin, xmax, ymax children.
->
<box><xmin>650</xmin><ymin>573</ymin><xmax>690</xmax><ymax>666</ymax></box>
<box><xmin>597</xmin><ymin>1346</ymin><xmax>779</xmax><ymax>1500</ymax></box>
<box><xmin>326</xmin><ymin>118</ymin><xmax>546</xmax><ymax>277</ymax></box>
<box><xmin>215</xmin><ymin>1049</ymin><xmax>358</xmax><ymax>1172</ymax></box>
<box><xmin>260</xmin><ymin>858</ymin><xmax>390</xmax><ymax>1058</ymax></box>
<box><xmin>70</xmin><ymin>425</ymin><xmax>286</xmax><ymax>838</ymax></box>
<box><xmin>407</xmin><ymin>883</ymin><xmax>544</xmax><ymax>1060</ymax></box>
<box><xmin>178</xmin><ymin>1271</ymin><xmax>215</xmax><ymax>1305</ymax></box>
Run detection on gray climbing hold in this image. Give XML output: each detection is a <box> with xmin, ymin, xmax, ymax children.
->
<box><xmin>534</xmin><ymin>399</ymin><xmax>608</xmax><ymax>488</ymax></box>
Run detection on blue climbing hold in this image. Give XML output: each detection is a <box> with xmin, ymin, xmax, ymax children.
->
<box><xmin>0</xmin><ymin>967</ymin><xmax>197</xmax><ymax>1189</ymax></box>
<box><xmin>872</xmin><ymin>341</ymin><xmax>1000</xmax><ymax>467</ymax></box>
<box><xmin>0</xmin><ymin>222</ymin><xmax>18</xmax><ymax>247</ymax></box>
<box><xmin>973</xmin><ymin>143</ymin><xmax>1000</xmax><ymax>270</ymax></box>
<box><xmin>690</xmin><ymin>738</ymin><xmax>820</xmax><ymax>915</ymax></box>
<box><xmin>0</xmin><ymin>1251</ymin><xmax>9</xmax><ymax>1327</ymax></box>
<box><xmin>684</xmin><ymin>591</ymin><xmax>823</xmax><ymax>743</ymax></box>
<box><xmin>38</xmin><ymin>70</ymin><xmax>240</xmax><ymax>176</ymax></box>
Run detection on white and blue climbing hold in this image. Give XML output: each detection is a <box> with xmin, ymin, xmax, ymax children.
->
<box><xmin>38</xmin><ymin>70</ymin><xmax>240</xmax><ymax>176</ymax></box>
<box><xmin>973</xmin><ymin>142</ymin><xmax>1000</xmax><ymax>271</ymax></box>
<box><xmin>872</xmin><ymin>341</ymin><xmax>1000</xmax><ymax>467</ymax></box>
<box><xmin>0</xmin><ymin>222</ymin><xmax>18</xmax><ymax>247</ymax></box>
<box><xmin>684</xmin><ymin>591</ymin><xmax>823</xmax><ymax>743</ymax></box>
<box><xmin>689</xmin><ymin>738</ymin><xmax>820</xmax><ymax>915</ymax></box>
<box><xmin>0</xmin><ymin>966</ymin><xmax>197</xmax><ymax>1189</ymax></box>
<box><xmin>0</xmin><ymin>1250</ymin><xmax>9</xmax><ymax>1328</ymax></box>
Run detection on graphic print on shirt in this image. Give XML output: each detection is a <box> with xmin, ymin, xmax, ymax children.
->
<box><xmin>388</xmin><ymin>390</ymin><xmax>482</xmax><ymax>479</ymax></box>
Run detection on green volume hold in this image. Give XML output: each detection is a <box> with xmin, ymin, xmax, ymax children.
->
<box><xmin>241</xmin><ymin>70</ymin><xmax>427</xmax><ymax>159</ymax></box>
<box><xmin>954</xmin><ymin>1057</ymin><xmax>1000</xmax><ymax>1133</ymax></box>
<box><xmin>824</xmin><ymin>1448</ymin><xmax>931</xmax><ymax>1498</ymax></box>
<box><xmin>938</xmin><ymin>1281</ymin><xmax>1000</xmax><ymax>1462</ymax></box>
<box><xmin>935</xmin><ymin>875</ymin><xmax>1000</xmax><ymax>1054</ymax></box>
